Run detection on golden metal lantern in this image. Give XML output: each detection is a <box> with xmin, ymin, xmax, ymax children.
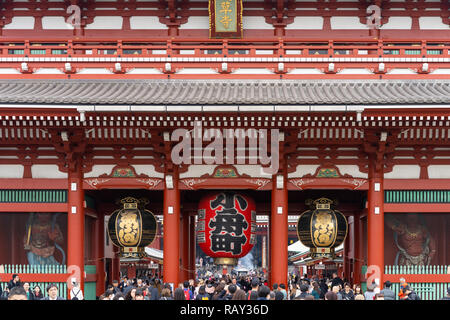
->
<box><xmin>297</xmin><ymin>198</ymin><xmax>348</xmax><ymax>259</ymax></box>
<box><xmin>108</xmin><ymin>197</ymin><xmax>157</xmax><ymax>258</ymax></box>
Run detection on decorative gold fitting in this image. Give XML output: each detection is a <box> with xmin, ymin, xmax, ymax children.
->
<box><xmin>214</xmin><ymin>257</ymin><xmax>238</xmax><ymax>266</ymax></box>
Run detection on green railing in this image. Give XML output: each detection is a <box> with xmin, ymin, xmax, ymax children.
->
<box><xmin>0</xmin><ymin>190</ymin><xmax>67</xmax><ymax>203</ymax></box>
<box><xmin>385</xmin><ymin>265</ymin><xmax>449</xmax><ymax>275</ymax></box>
<box><xmin>361</xmin><ymin>265</ymin><xmax>450</xmax><ymax>300</ymax></box>
<box><xmin>0</xmin><ymin>264</ymin><xmax>97</xmax><ymax>300</ymax></box>
<box><xmin>385</xmin><ymin>190</ymin><xmax>450</xmax><ymax>203</ymax></box>
<box><xmin>2</xmin><ymin>264</ymin><xmax>67</xmax><ymax>274</ymax></box>
<box><xmin>389</xmin><ymin>282</ymin><xmax>449</xmax><ymax>301</ymax></box>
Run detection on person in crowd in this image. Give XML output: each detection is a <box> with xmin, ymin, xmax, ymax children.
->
<box><xmin>341</xmin><ymin>283</ymin><xmax>354</xmax><ymax>300</ymax></box>
<box><xmin>272</xmin><ymin>283</ymin><xmax>278</xmax><ymax>293</ymax></box>
<box><xmin>159</xmin><ymin>287</ymin><xmax>173</xmax><ymax>300</ymax></box>
<box><xmin>134</xmin><ymin>288</ymin><xmax>145</xmax><ymax>300</ymax></box>
<box><xmin>274</xmin><ymin>291</ymin><xmax>284</xmax><ymax>300</ymax></box>
<box><xmin>257</xmin><ymin>285</ymin><xmax>271</xmax><ymax>300</ymax></box>
<box><xmin>331</xmin><ymin>272</ymin><xmax>344</xmax><ymax>289</ymax></box>
<box><xmin>174</xmin><ymin>287</ymin><xmax>186</xmax><ymax>300</ymax></box>
<box><xmin>42</xmin><ymin>283</ymin><xmax>65</xmax><ymax>300</ymax></box>
<box><xmin>403</xmin><ymin>285</ymin><xmax>421</xmax><ymax>300</ymax></box>
<box><xmin>195</xmin><ymin>285</ymin><xmax>210</xmax><ymax>300</ymax></box>
<box><xmin>311</xmin><ymin>281</ymin><xmax>321</xmax><ymax>300</ymax></box>
<box><xmin>212</xmin><ymin>283</ymin><xmax>226</xmax><ymax>300</ymax></box>
<box><xmin>124</xmin><ymin>287</ymin><xmax>137</xmax><ymax>300</ymax></box>
<box><xmin>22</xmin><ymin>282</ymin><xmax>34</xmax><ymax>300</ymax></box>
<box><xmin>398</xmin><ymin>277</ymin><xmax>409</xmax><ymax>300</ymax></box>
<box><xmin>32</xmin><ymin>285</ymin><xmax>44</xmax><ymax>300</ymax></box>
<box><xmin>247</xmin><ymin>277</ymin><xmax>259</xmax><ymax>300</ymax></box>
<box><xmin>1</xmin><ymin>287</ymin><xmax>10</xmax><ymax>300</ymax></box>
<box><xmin>364</xmin><ymin>283</ymin><xmax>377</xmax><ymax>301</ymax></box>
<box><xmin>183</xmin><ymin>280</ymin><xmax>194</xmax><ymax>300</ymax></box>
<box><xmin>380</xmin><ymin>281</ymin><xmax>395</xmax><ymax>300</ymax></box>
<box><xmin>7</xmin><ymin>274</ymin><xmax>21</xmax><ymax>290</ymax></box>
<box><xmin>104</xmin><ymin>289</ymin><xmax>115</xmax><ymax>300</ymax></box>
<box><xmin>279</xmin><ymin>283</ymin><xmax>287</xmax><ymax>300</ymax></box>
<box><xmin>325</xmin><ymin>291</ymin><xmax>338</xmax><ymax>300</ymax></box>
<box><xmin>354</xmin><ymin>285</ymin><xmax>365</xmax><ymax>300</ymax></box>
<box><xmin>119</xmin><ymin>276</ymin><xmax>128</xmax><ymax>292</ymax></box>
<box><xmin>332</xmin><ymin>285</ymin><xmax>343</xmax><ymax>300</ymax></box>
<box><xmin>111</xmin><ymin>280</ymin><xmax>121</xmax><ymax>295</ymax></box>
<box><xmin>7</xmin><ymin>286</ymin><xmax>28</xmax><ymax>300</ymax></box>
<box><xmin>440</xmin><ymin>287</ymin><xmax>450</xmax><ymax>300</ymax></box>
<box><xmin>148</xmin><ymin>279</ymin><xmax>160</xmax><ymax>300</ymax></box>
<box><xmin>224</xmin><ymin>284</ymin><xmax>236</xmax><ymax>300</ymax></box>
<box><xmin>319</xmin><ymin>278</ymin><xmax>328</xmax><ymax>299</ymax></box>
<box><xmin>113</xmin><ymin>293</ymin><xmax>125</xmax><ymax>300</ymax></box>
<box><xmin>297</xmin><ymin>284</ymin><xmax>313</xmax><ymax>299</ymax></box>
<box><xmin>70</xmin><ymin>281</ymin><xmax>84</xmax><ymax>300</ymax></box>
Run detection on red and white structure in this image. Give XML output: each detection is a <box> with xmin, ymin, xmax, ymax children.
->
<box><xmin>0</xmin><ymin>0</ymin><xmax>449</xmax><ymax>299</ymax></box>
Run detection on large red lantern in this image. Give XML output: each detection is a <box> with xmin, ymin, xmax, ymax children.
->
<box><xmin>197</xmin><ymin>192</ymin><xmax>256</xmax><ymax>265</ymax></box>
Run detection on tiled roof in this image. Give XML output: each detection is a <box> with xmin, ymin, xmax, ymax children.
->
<box><xmin>0</xmin><ymin>79</ymin><xmax>449</xmax><ymax>105</ymax></box>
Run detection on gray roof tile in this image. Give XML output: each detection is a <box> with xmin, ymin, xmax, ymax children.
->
<box><xmin>0</xmin><ymin>79</ymin><xmax>449</xmax><ymax>105</ymax></box>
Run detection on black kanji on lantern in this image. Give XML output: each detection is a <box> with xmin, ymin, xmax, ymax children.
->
<box><xmin>210</xmin><ymin>192</ymin><xmax>248</xmax><ymax>214</ymax></box>
<box><xmin>210</xmin><ymin>233</ymin><xmax>247</xmax><ymax>255</ymax></box>
<box><xmin>209</xmin><ymin>213</ymin><xmax>248</xmax><ymax>235</ymax></box>
<box><xmin>208</xmin><ymin>193</ymin><xmax>249</xmax><ymax>255</ymax></box>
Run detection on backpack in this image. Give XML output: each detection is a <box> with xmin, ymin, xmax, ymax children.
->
<box><xmin>184</xmin><ymin>289</ymin><xmax>191</xmax><ymax>300</ymax></box>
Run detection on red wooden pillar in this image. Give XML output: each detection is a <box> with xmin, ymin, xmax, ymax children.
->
<box><xmin>367</xmin><ymin>158</ymin><xmax>384</xmax><ymax>288</ymax></box>
<box><xmin>180</xmin><ymin>211</ymin><xmax>189</xmax><ymax>283</ymax></box>
<box><xmin>67</xmin><ymin>166</ymin><xmax>85</xmax><ymax>291</ymax></box>
<box><xmin>343</xmin><ymin>216</ymin><xmax>351</xmax><ymax>282</ymax></box>
<box><xmin>270</xmin><ymin>174</ymin><xmax>288</xmax><ymax>287</ymax></box>
<box><xmin>188</xmin><ymin>214</ymin><xmax>196</xmax><ymax>281</ymax></box>
<box><xmin>163</xmin><ymin>169</ymin><xmax>180</xmax><ymax>288</ymax></box>
<box><xmin>94</xmin><ymin>211</ymin><xmax>106</xmax><ymax>297</ymax></box>
<box><xmin>353</xmin><ymin>212</ymin><xmax>363</xmax><ymax>285</ymax></box>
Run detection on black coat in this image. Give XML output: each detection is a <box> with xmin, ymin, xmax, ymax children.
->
<box><xmin>331</xmin><ymin>277</ymin><xmax>344</xmax><ymax>289</ymax></box>
<box><xmin>406</xmin><ymin>291</ymin><xmax>421</xmax><ymax>300</ymax></box>
<box><xmin>341</xmin><ymin>290</ymin><xmax>355</xmax><ymax>300</ymax></box>
<box><xmin>33</xmin><ymin>292</ymin><xmax>44</xmax><ymax>300</ymax></box>
<box><xmin>149</xmin><ymin>286</ymin><xmax>160</xmax><ymax>300</ymax></box>
<box><xmin>7</xmin><ymin>280</ymin><xmax>21</xmax><ymax>290</ymax></box>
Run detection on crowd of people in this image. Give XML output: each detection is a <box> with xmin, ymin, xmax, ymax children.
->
<box><xmin>2</xmin><ymin>272</ymin><xmax>450</xmax><ymax>301</ymax></box>
<box><xmin>96</xmin><ymin>271</ymin><xmax>450</xmax><ymax>301</ymax></box>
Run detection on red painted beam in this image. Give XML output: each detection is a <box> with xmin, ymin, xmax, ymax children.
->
<box><xmin>0</xmin><ymin>273</ymin><xmax>70</xmax><ymax>282</ymax></box>
<box><xmin>0</xmin><ymin>179</ymin><xmax>68</xmax><ymax>189</ymax></box>
<box><xmin>384</xmin><ymin>274</ymin><xmax>450</xmax><ymax>284</ymax></box>
<box><xmin>0</xmin><ymin>203</ymin><xmax>67</xmax><ymax>212</ymax></box>
<box><xmin>384</xmin><ymin>179</ymin><xmax>450</xmax><ymax>190</ymax></box>
<box><xmin>384</xmin><ymin>203</ymin><xmax>450</xmax><ymax>213</ymax></box>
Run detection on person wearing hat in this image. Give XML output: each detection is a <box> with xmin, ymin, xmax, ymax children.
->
<box><xmin>380</xmin><ymin>280</ymin><xmax>396</xmax><ymax>300</ymax></box>
<box><xmin>440</xmin><ymin>287</ymin><xmax>450</xmax><ymax>300</ymax></box>
<box><xmin>398</xmin><ymin>277</ymin><xmax>409</xmax><ymax>300</ymax></box>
